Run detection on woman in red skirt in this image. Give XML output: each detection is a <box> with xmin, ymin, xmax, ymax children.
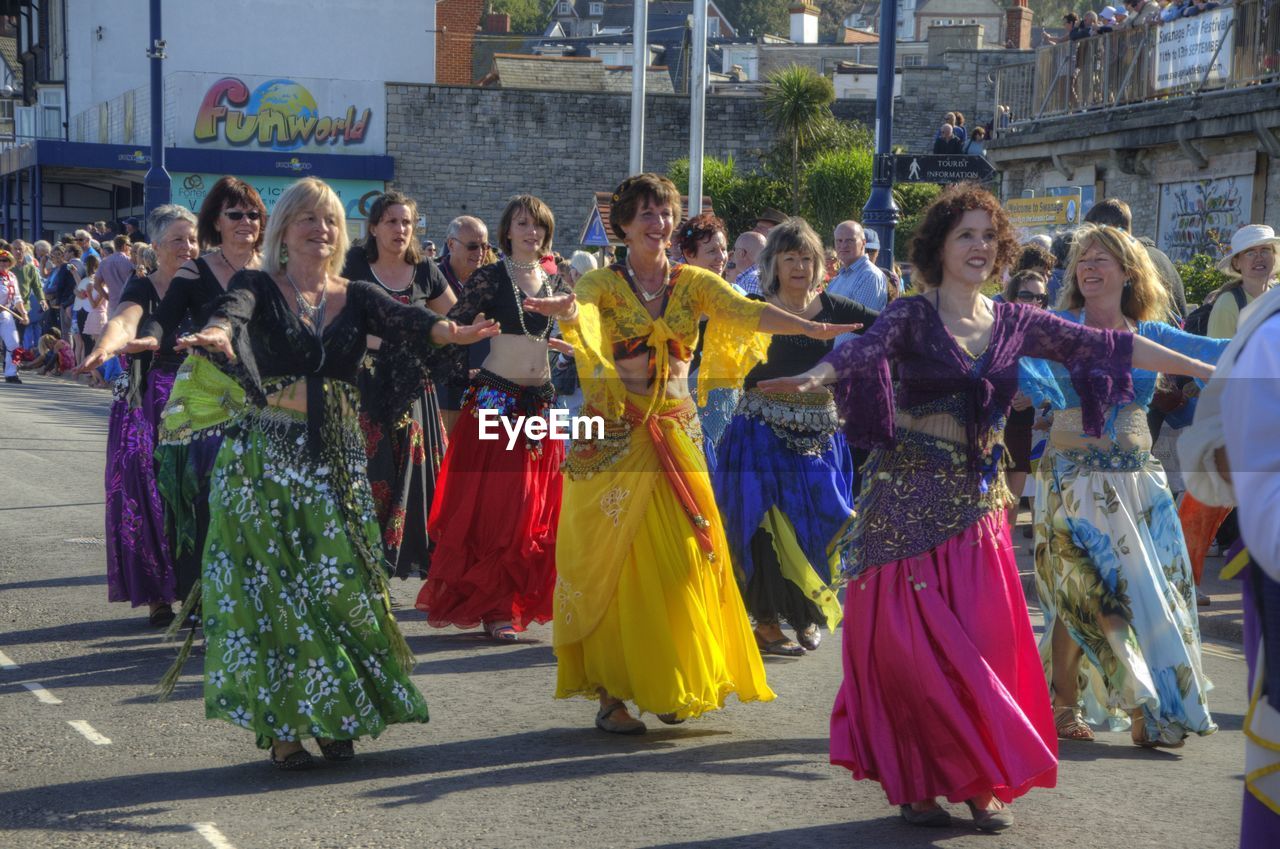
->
<box><xmin>416</xmin><ymin>195</ymin><xmax>571</xmax><ymax>641</ymax></box>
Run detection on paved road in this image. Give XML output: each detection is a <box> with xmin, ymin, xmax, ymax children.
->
<box><xmin>0</xmin><ymin>375</ymin><xmax>1247</xmax><ymax>849</ymax></box>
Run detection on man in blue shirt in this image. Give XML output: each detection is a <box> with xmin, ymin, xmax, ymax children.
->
<box><xmin>827</xmin><ymin>221</ymin><xmax>887</xmax><ymax>345</ymax></box>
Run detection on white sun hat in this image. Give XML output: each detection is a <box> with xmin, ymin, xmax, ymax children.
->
<box><xmin>1216</xmin><ymin>224</ymin><xmax>1280</xmax><ymax>276</ymax></box>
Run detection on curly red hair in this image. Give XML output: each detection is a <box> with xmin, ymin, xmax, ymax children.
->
<box><xmin>909</xmin><ymin>184</ymin><xmax>1018</xmax><ymax>289</ymax></box>
<box><xmin>676</xmin><ymin>213</ymin><xmax>727</xmax><ymax>258</ymax></box>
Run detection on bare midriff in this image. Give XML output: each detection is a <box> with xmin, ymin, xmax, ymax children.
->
<box><xmin>615</xmin><ymin>351</ymin><xmax>693</xmax><ymax>400</ymax></box>
<box><xmin>263</xmin><ymin>379</ymin><xmax>357</xmax><ymax>419</ymax></box>
<box><xmin>895</xmin><ymin>410</ymin><xmax>969</xmax><ymax>446</ymax></box>
<box><xmin>1049</xmin><ymin>403</ymin><xmax>1151</xmax><ymax>453</ymax></box>
<box><xmin>481</xmin><ymin>334</ymin><xmax>553</xmax><ymax>386</ymax></box>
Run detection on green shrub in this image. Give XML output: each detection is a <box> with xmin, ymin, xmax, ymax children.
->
<box><xmin>1177</xmin><ymin>253</ymin><xmax>1232</xmax><ymax>307</ymax></box>
<box><xmin>803</xmin><ymin>147</ymin><xmax>874</xmax><ymax>242</ymax></box>
<box><xmin>668</xmin><ymin>156</ymin><xmax>788</xmax><ymax>238</ymax></box>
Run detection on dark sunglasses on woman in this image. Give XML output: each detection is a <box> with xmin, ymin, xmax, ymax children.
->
<box><xmin>223</xmin><ymin>211</ymin><xmax>262</xmax><ymax>221</ymax></box>
<box><xmin>1016</xmin><ymin>290</ymin><xmax>1048</xmax><ymax>305</ymax></box>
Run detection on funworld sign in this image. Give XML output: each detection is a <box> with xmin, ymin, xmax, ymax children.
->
<box><xmin>180</xmin><ymin>73</ymin><xmax>384</xmax><ymax>155</ymax></box>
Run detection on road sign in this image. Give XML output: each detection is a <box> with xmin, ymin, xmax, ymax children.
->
<box><xmin>580</xmin><ymin>206</ymin><xmax>610</xmax><ymax>247</ymax></box>
<box><xmin>1005</xmin><ymin>193</ymin><xmax>1079</xmax><ymax>230</ymax></box>
<box><xmin>888</xmin><ymin>154</ymin><xmax>995</xmax><ymax>184</ymax></box>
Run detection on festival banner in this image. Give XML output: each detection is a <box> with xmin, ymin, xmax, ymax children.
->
<box><xmin>1153</xmin><ymin>7</ymin><xmax>1234</xmax><ymax>91</ymax></box>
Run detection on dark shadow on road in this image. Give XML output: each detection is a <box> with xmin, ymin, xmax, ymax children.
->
<box><xmin>402</xmin><ymin>635</ymin><xmax>556</xmax><ymax>673</ymax></box>
<box><xmin>0</xmin><ymin>573</ymin><xmax>106</xmax><ymax>591</ymax></box>
<box><xmin>642</xmin><ymin>817</ymin><xmax>973</xmax><ymax>848</ymax></box>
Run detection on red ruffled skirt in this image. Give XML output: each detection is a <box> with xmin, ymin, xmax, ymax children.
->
<box><xmin>831</xmin><ymin>513</ymin><xmax>1057</xmax><ymax>805</ymax></box>
<box><xmin>416</xmin><ymin>385</ymin><xmax>563</xmax><ymax>631</ymax></box>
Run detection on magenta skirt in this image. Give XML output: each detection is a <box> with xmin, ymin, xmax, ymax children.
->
<box><xmin>831</xmin><ymin>513</ymin><xmax>1057</xmax><ymax>805</ymax></box>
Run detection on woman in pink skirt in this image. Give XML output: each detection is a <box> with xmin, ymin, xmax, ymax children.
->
<box><xmin>761</xmin><ymin>185</ymin><xmax>1216</xmax><ymax>831</ymax></box>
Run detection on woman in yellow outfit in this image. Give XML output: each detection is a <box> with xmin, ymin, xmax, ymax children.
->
<box><xmin>526</xmin><ymin>174</ymin><xmax>859</xmax><ymax>734</ymax></box>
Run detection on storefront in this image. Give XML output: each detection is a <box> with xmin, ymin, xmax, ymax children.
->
<box><xmin>0</xmin><ymin>72</ymin><xmax>392</xmax><ymax>242</ymax></box>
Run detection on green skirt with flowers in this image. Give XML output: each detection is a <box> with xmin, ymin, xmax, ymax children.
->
<box><xmin>201</xmin><ymin>389</ymin><xmax>428</xmax><ymax>749</ymax></box>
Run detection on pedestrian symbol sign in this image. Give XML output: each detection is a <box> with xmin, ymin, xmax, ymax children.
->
<box><xmin>581</xmin><ymin>208</ymin><xmax>610</xmax><ymax>247</ymax></box>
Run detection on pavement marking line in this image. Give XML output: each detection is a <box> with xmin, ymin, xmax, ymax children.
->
<box><xmin>22</xmin><ymin>682</ymin><xmax>62</xmax><ymax>704</ymax></box>
<box><xmin>0</xmin><ymin>650</ymin><xmax>18</xmax><ymax>670</ymax></box>
<box><xmin>1202</xmin><ymin>643</ymin><xmax>1245</xmax><ymax>661</ymax></box>
<box><xmin>67</xmin><ymin>720</ymin><xmax>112</xmax><ymax>745</ymax></box>
<box><xmin>191</xmin><ymin>822</ymin><xmax>237</xmax><ymax>849</ymax></box>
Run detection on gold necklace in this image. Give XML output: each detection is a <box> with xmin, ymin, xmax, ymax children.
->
<box><xmin>626</xmin><ymin>257</ymin><xmax>668</xmax><ymax>302</ymax></box>
<box><xmin>775</xmin><ymin>292</ymin><xmax>813</xmax><ymax>315</ymax></box>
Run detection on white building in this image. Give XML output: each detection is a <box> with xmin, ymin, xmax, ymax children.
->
<box><xmin>1</xmin><ymin>0</ymin><xmax>436</xmax><ymax>241</ymax></box>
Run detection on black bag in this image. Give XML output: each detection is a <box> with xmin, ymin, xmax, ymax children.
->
<box><xmin>550</xmin><ymin>351</ymin><xmax>578</xmax><ymax>397</ymax></box>
<box><xmin>1183</xmin><ymin>286</ymin><xmax>1245</xmax><ymax>336</ymax></box>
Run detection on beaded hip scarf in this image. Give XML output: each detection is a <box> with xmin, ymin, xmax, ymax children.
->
<box><xmin>737</xmin><ymin>389</ymin><xmax>839</xmax><ymax>456</ymax></box>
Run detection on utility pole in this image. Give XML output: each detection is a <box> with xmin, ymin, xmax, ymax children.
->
<box><xmin>687</xmin><ymin>0</ymin><xmax>709</xmax><ymax>215</ymax></box>
<box><xmin>629</xmin><ymin>0</ymin><xmax>649</xmax><ymax>174</ymax></box>
<box><xmin>861</xmin><ymin>0</ymin><xmax>899</xmax><ymax>271</ymax></box>
<box><xmin>143</xmin><ymin>0</ymin><xmax>170</xmax><ymax>217</ymax></box>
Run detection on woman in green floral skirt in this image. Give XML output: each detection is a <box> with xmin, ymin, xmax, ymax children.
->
<box><xmin>171</xmin><ymin>178</ymin><xmax>497</xmax><ymax>769</ymax></box>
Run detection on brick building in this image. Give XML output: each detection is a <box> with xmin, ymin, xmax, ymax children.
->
<box><xmin>437</xmin><ymin>0</ymin><xmax>485</xmax><ymax>85</ymax></box>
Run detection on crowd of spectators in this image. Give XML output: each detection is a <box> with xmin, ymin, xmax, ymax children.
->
<box><xmin>1043</xmin><ymin>0</ymin><xmax>1225</xmax><ymax>44</ymax></box>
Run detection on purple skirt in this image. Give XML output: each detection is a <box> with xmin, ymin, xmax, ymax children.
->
<box><xmin>104</xmin><ymin>362</ymin><xmax>179</xmax><ymax>607</ymax></box>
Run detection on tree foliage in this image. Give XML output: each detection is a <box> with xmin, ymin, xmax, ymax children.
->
<box><xmin>716</xmin><ymin>0</ymin><xmax>789</xmax><ymax>37</ymax></box>
<box><xmin>488</xmin><ymin>0</ymin><xmax>554</xmax><ymax>34</ymax></box>
<box><xmin>803</xmin><ymin>147</ymin><xmax>874</xmax><ymax>242</ymax></box>
<box><xmin>668</xmin><ymin>156</ymin><xmax>789</xmax><ymax>239</ymax></box>
<box><xmin>1176</xmin><ymin>253</ymin><xmax>1233</xmax><ymax>307</ymax></box>
<box><xmin>764</xmin><ymin>64</ymin><xmax>837</xmax><ymax>214</ymax></box>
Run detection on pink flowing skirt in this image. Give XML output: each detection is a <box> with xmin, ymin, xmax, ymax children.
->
<box><xmin>830</xmin><ymin>513</ymin><xmax>1057</xmax><ymax>805</ymax></box>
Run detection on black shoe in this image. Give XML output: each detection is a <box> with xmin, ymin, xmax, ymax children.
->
<box><xmin>317</xmin><ymin>739</ymin><xmax>355</xmax><ymax>761</ymax></box>
<box><xmin>148</xmin><ymin>606</ymin><xmax>176</xmax><ymax>627</ymax></box>
<box><xmin>5</xmin><ymin>376</ymin><xmax>21</xmax><ymax>384</ymax></box>
<box><xmin>796</xmin><ymin>624</ymin><xmax>822</xmax><ymax>651</ymax></box>
<box><xmin>269</xmin><ymin>746</ymin><xmax>316</xmax><ymax>771</ymax></box>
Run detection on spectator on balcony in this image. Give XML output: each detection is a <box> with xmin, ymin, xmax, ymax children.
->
<box><xmin>1074</xmin><ymin>11</ymin><xmax>1100</xmax><ymax>37</ymax></box>
<box><xmin>1121</xmin><ymin>0</ymin><xmax>1162</xmax><ymax>26</ymax></box>
<box><xmin>933</xmin><ymin>124</ymin><xmax>964</xmax><ymax>154</ymax></box>
<box><xmin>1160</xmin><ymin>0</ymin><xmax>1187</xmax><ymax>22</ymax></box>
<box><xmin>1042</xmin><ymin>13</ymin><xmax>1079</xmax><ymax>44</ymax></box>
<box><xmin>1098</xmin><ymin>6</ymin><xmax>1118</xmax><ymax>32</ymax></box>
<box><xmin>1182</xmin><ymin>0</ymin><xmax>1220</xmax><ymax>16</ymax></box>
<box><xmin>953</xmin><ymin>112</ymin><xmax>968</xmax><ymax>144</ymax></box>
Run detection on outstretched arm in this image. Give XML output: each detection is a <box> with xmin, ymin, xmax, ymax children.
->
<box><xmin>1132</xmin><ymin>335</ymin><xmax>1214</xmax><ymax>380</ymax></box>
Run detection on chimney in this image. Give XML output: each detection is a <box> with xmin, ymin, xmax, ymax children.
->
<box><xmin>1005</xmin><ymin>0</ymin><xmax>1032</xmax><ymax>50</ymax></box>
<box><xmin>789</xmin><ymin>1</ymin><xmax>819</xmax><ymax>45</ymax></box>
<box><xmin>484</xmin><ymin>13</ymin><xmax>511</xmax><ymax>33</ymax></box>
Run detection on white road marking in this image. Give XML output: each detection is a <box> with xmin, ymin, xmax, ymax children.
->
<box><xmin>67</xmin><ymin>720</ymin><xmax>111</xmax><ymax>745</ymax></box>
<box><xmin>191</xmin><ymin>822</ymin><xmax>238</xmax><ymax>849</ymax></box>
<box><xmin>1202</xmin><ymin>642</ymin><xmax>1245</xmax><ymax>661</ymax></box>
<box><xmin>0</xmin><ymin>649</ymin><xmax>18</xmax><ymax>670</ymax></box>
<box><xmin>22</xmin><ymin>682</ymin><xmax>62</xmax><ymax>704</ymax></box>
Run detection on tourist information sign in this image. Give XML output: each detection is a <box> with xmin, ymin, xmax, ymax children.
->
<box><xmin>882</xmin><ymin>154</ymin><xmax>995</xmax><ymax>185</ymax></box>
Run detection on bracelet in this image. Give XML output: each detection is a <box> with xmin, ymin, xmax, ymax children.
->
<box><xmin>562</xmin><ymin>303</ymin><xmax>580</xmax><ymax>322</ymax></box>
<box><xmin>204</xmin><ymin>319</ymin><xmax>232</xmax><ymax>336</ymax></box>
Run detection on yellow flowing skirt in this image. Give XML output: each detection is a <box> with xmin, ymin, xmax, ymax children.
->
<box><xmin>553</xmin><ymin>393</ymin><xmax>775</xmax><ymax>719</ymax></box>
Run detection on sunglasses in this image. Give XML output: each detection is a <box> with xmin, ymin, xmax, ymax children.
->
<box><xmin>452</xmin><ymin>239</ymin><xmax>490</xmax><ymax>252</ymax></box>
<box><xmin>1016</xmin><ymin>291</ymin><xmax>1048</xmax><ymax>304</ymax></box>
<box><xmin>223</xmin><ymin>210</ymin><xmax>262</xmax><ymax>221</ymax></box>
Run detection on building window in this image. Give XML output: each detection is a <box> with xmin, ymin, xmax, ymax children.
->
<box><xmin>904</xmin><ymin>54</ymin><xmax>923</xmax><ymax>66</ymax></box>
<box><xmin>590</xmin><ymin>2</ymin><xmax>603</xmax><ymax>15</ymax></box>
<box><xmin>558</xmin><ymin>2</ymin><xmax>572</xmax><ymax>15</ymax></box>
<box><xmin>708</xmin><ymin>19</ymin><xmax>720</xmax><ymax>37</ymax></box>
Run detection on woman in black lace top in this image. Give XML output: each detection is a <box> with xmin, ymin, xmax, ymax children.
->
<box><xmin>131</xmin><ymin>176</ymin><xmax>267</xmax><ymax>603</ymax></box>
<box><xmin>414</xmin><ymin>194</ymin><xmax>572</xmax><ymax>642</ymax></box>
<box><xmin>341</xmin><ymin>191</ymin><xmax>456</xmax><ymax>580</ymax></box>
<box><xmin>170</xmin><ymin>178</ymin><xmax>496</xmax><ymax>770</ymax></box>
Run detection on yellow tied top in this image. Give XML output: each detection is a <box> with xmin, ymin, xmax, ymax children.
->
<box><xmin>559</xmin><ymin>263</ymin><xmax>770</xmax><ymax>422</ymax></box>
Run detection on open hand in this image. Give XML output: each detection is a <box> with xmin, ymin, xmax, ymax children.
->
<box><xmin>548</xmin><ymin>338</ymin><xmax>574</xmax><ymax>356</ymax></box>
<box><xmin>806</xmin><ymin>322</ymin><xmax>861</xmax><ymax>341</ymax></box>
<box><xmin>175</xmin><ymin>326</ymin><xmax>235</xmax><ymax>361</ymax></box>
<box><xmin>523</xmin><ymin>293</ymin><xmax>577</xmax><ymax>319</ymax></box>
<box><xmin>430</xmin><ymin>314</ymin><xmax>500</xmax><ymax>346</ymax></box>
<box><xmin>76</xmin><ymin>348</ymin><xmax>114</xmax><ymax>375</ymax></box>
<box><xmin>123</xmin><ymin>336</ymin><xmax>160</xmax><ymax>355</ymax></box>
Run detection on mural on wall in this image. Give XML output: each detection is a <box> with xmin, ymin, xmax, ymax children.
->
<box><xmin>1158</xmin><ymin>176</ymin><xmax>1251</xmax><ymax>263</ymax></box>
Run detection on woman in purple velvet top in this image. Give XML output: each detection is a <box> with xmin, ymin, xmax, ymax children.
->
<box><xmin>760</xmin><ymin>186</ymin><xmax>1215</xmax><ymax>833</ymax></box>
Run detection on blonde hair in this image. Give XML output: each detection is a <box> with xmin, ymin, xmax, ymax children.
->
<box><xmin>1225</xmin><ymin>246</ymin><xmax>1279</xmax><ymax>283</ymax></box>
<box><xmin>758</xmin><ymin>217</ymin><xmax>825</xmax><ymax>296</ymax></box>
<box><xmin>1058</xmin><ymin>223</ymin><xmax>1171</xmax><ymax>323</ymax></box>
<box><xmin>261</xmin><ymin>177</ymin><xmax>350</xmax><ymax>276</ymax></box>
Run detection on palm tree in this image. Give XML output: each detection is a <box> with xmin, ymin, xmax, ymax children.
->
<box><xmin>764</xmin><ymin>64</ymin><xmax>836</xmax><ymax>214</ymax></box>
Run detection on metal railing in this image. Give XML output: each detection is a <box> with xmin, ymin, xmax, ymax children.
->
<box><xmin>993</xmin><ymin>0</ymin><xmax>1278</xmax><ymax>134</ymax></box>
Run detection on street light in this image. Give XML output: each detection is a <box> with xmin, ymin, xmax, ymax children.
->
<box><xmin>142</xmin><ymin>0</ymin><xmax>170</xmax><ymax>217</ymax></box>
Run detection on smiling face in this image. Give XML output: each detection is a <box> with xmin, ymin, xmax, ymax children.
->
<box><xmin>1073</xmin><ymin>238</ymin><xmax>1126</xmax><ymax>304</ymax></box>
<box><xmin>939</xmin><ymin>210</ymin><xmax>998</xmax><ymax>289</ymax></box>
<box><xmin>621</xmin><ymin>198</ymin><xmax>676</xmax><ymax>258</ymax></box>
<box><xmin>1233</xmin><ymin>244</ymin><xmax>1277</xmax><ymax>285</ymax></box>
<box><xmin>448</xmin><ymin>221</ymin><xmax>489</xmax><ymax>276</ymax></box>
<box><xmin>776</xmin><ymin>250</ymin><xmax>817</xmax><ymax>296</ymax></box>
<box><xmin>507</xmin><ymin>209</ymin><xmax>548</xmax><ymax>263</ymax></box>
<box><xmin>219</xmin><ymin>203</ymin><xmax>263</xmax><ymax>251</ymax></box>
<box><xmin>369</xmin><ymin>203</ymin><xmax>414</xmax><ymax>262</ymax></box>
<box><xmin>285</xmin><ymin>206</ymin><xmax>340</xmax><ymax>266</ymax></box>
<box><xmin>686</xmin><ymin>231</ymin><xmax>728</xmax><ymax>277</ymax></box>
<box><xmin>156</xmin><ymin>220</ymin><xmax>198</xmax><ymax>271</ymax></box>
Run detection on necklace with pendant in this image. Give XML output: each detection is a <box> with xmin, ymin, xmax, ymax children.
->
<box><xmin>285</xmin><ymin>271</ymin><xmax>328</xmax><ymax>333</ymax></box>
<box><xmin>626</xmin><ymin>257</ymin><xmax>668</xmax><ymax>302</ymax></box>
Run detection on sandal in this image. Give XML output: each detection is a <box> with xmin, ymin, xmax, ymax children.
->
<box><xmin>754</xmin><ymin>630</ymin><xmax>805</xmax><ymax>657</ymax></box>
<box><xmin>965</xmin><ymin>799</ymin><xmax>1013</xmax><ymax>832</ymax></box>
<box><xmin>148</xmin><ymin>605</ymin><xmax>176</xmax><ymax>627</ymax></box>
<box><xmin>1131</xmin><ymin>712</ymin><xmax>1185</xmax><ymax>749</ymax></box>
<box><xmin>484</xmin><ymin>621</ymin><xmax>519</xmax><ymax>642</ymax></box>
<box><xmin>1053</xmin><ymin>705</ymin><xmax>1095</xmax><ymax>742</ymax></box>
<box><xmin>317</xmin><ymin>738</ymin><xmax>355</xmax><ymax>762</ymax></box>
<box><xmin>656</xmin><ymin>712</ymin><xmax>685</xmax><ymax>725</ymax></box>
<box><xmin>595</xmin><ymin>701</ymin><xmax>646</xmax><ymax>735</ymax></box>
<box><xmin>269</xmin><ymin>746</ymin><xmax>316</xmax><ymax>771</ymax></box>
<box><xmin>796</xmin><ymin>624</ymin><xmax>822</xmax><ymax>652</ymax></box>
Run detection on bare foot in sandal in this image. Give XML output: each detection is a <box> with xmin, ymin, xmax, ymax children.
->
<box><xmin>1053</xmin><ymin>703</ymin><xmax>1095</xmax><ymax>741</ymax></box>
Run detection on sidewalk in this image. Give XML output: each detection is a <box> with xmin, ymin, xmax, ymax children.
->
<box><xmin>1009</xmin><ymin>516</ymin><xmax>1244</xmax><ymax>644</ymax></box>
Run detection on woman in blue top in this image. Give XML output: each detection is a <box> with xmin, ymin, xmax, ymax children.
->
<box><xmin>1021</xmin><ymin>224</ymin><xmax>1227</xmax><ymax>749</ymax></box>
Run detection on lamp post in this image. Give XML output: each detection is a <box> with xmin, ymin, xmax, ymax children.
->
<box><xmin>142</xmin><ymin>0</ymin><xmax>170</xmax><ymax>217</ymax></box>
<box><xmin>687</xmin><ymin>0</ymin><xmax>709</xmax><ymax>215</ymax></box>
<box><xmin>861</xmin><ymin>0</ymin><xmax>899</xmax><ymax>271</ymax></box>
<box><xmin>629</xmin><ymin>0</ymin><xmax>649</xmax><ymax>174</ymax></box>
